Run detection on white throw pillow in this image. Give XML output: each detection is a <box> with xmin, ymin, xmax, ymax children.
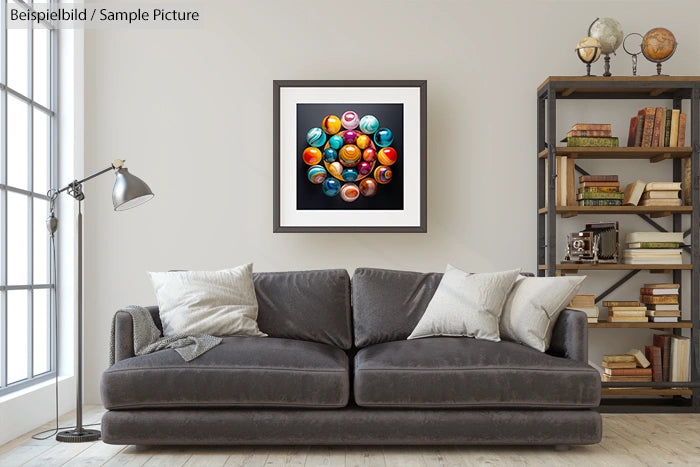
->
<box><xmin>148</xmin><ymin>263</ymin><xmax>267</xmax><ymax>338</ymax></box>
<box><xmin>407</xmin><ymin>265</ymin><xmax>521</xmax><ymax>342</ymax></box>
<box><xmin>500</xmin><ymin>275</ymin><xmax>585</xmax><ymax>352</ymax></box>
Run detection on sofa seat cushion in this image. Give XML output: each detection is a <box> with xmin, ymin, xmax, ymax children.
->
<box><xmin>354</xmin><ymin>337</ymin><xmax>600</xmax><ymax>409</ymax></box>
<box><xmin>101</xmin><ymin>337</ymin><xmax>349</xmax><ymax>409</ymax></box>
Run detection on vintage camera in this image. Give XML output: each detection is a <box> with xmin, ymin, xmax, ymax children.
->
<box><xmin>564</xmin><ymin>222</ymin><xmax>619</xmax><ymax>263</ymax></box>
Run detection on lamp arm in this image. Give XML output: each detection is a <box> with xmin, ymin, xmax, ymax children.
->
<box><xmin>54</xmin><ymin>159</ymin><xmax>126</xmax><ymax>196</ymax></box>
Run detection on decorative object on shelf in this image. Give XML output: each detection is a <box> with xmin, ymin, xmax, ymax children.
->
<box><xmin>564</xmin><ymin>222</ymin><xmax>619</xmax><ymax>264</ymax></box>
<box><xmin>588</xmin><ymin>17</ymin><xmax>624</xmax><ymax>77</ymax></box>
<box><xmin>641</xmin><ymin>27</ymin><xmax>677</xmax><ymax>76</ymax></box>
<box><xmin>47</xmin><ymin>159</ymin><xmax>153</xmax><ymax>442</ymax></box>
<box><xmin>622</xmin><ymin>33</ymin><xmax>643</xmax><ymax>76</ymax></box>
<box><xmin>562</xmin><ymin>123</ymin><xmax>617</xmax><ymax>147</ymax></box>
<box><xmin>273</xmin><ymin>80</ymin><xmax>427</xmax><ymax>233</ymax></box>
<box><xmin>575</xmin><ymin>36</ymin><xmax>602</xmax><ymax>76</ymax></box>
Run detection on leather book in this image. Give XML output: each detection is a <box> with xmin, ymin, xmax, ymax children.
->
<box><xmin>669</xmin><ymin>109</ymin><xmax>680</xmax><ymax>147</ymax></box>
<box><xmin>640</xmin><ymin>295</ymin><xmax>679</xmax><ymax>304</ymax></box>
<box><xmin>635</xmin><ymin>110</ymin><xmax>645</xmax><ymax>146</ymax></box>
<box><xmin>644</xmin><ymin>345</ymin><xmax>663</xmax><ymax>382</ymax></box>
<box><xmin>640</xmin><ymin>107</ymin><xmax>656</xmax><ymax>147</ymax></box>
<box><xmin>571</xmin><ymin>123</ymin><xmax>611</xmax><ymax>131</ymax></box>
<box><xmin>678</xmin><ymin>113</ymin><xmax>687</xmax><ymax>146</ymax></box>
<box><xmin>653</xmin><ymin>334</ymin><xmax>672</xmax><ymax>381</ymax></box>
<box><xmin>650</xmin><ymin>107</ymin><xmax>665</xmax><ymax>147</ymax></box>
<box><xmin>663</xmin><ymin>109</ymin><xmax>672</xmax><ymax>147</ymax></box>
<box><xmin>579</xmin><ymin>175</ymin><xmax>619</xmax><ymax>182</ymax></box>
<box><xmin>627</xmin><ymin>116</ymin><xmax>639</xmax><ymax>147</ymax></box>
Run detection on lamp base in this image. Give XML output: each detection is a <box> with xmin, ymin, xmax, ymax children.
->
<box><xmin>56</xmin><ymin>428</ymin><xmax>101</xmax><ymax>442</ymax></box>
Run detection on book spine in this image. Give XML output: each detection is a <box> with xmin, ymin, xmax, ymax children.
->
<box><xmin>602</xmin><ymin>301</ymin><xmax>639</xmax><ymax>307</ymax></box>
<box><xmin>604</xmin><ymin>368</ymin><xmax>652</xmax><ymax>376</ymax></box>
<box><xmin>678</xmin><ymin>113</ymin><xmax>687</xmax><ymax>146</ymax></box>
<box><xmin>683</xmin><ymin>157</ymin><xmax>691</xmax><ymax>206</ymax></box>
<box><xmin>641</xmin><ymin>107</ymin><xmax>656</xmax><ymax>147</ymax></box>
<box><xmin>669</xmin><ymin>109</ymin><xmax>680</xmax><ymax>147</ymax></box>
<box><xmin>640</xmin><ymin>295</ymin><xmax>679</xmax><ymax>304</ymax></box>
<box><xmin>577</xmin><ymin>199</ymin><xmax>623</xmax><ymax>206</ymax></box>
<box><xmin>576</xmin><ymin>192</ymin><xmax>624</xmax><ymax>200</ymax></box>
<box><xmin>580</xmin><ymin>181</ymin><xmax>621</xmax><ymax>188</ymax></box>
<box><xmin>580</xmin><ymin>186</ymin><xmax>621</xmax><ymax>193</ymax></box>
<box><xmin>631</xmin><ymin>242</ymin><xmax>680</xmax><ymax>248</ymax></box>
<box><xmin>579</xmin><ymin>175</ymin><xmax>619</xmax><ymax>183</ymax></box>
<box><xmin>566</xmin><ymin>155</ymin><xmax>575</xmax><ymax>207</ymax></box>
<box><xmin>651</xmin><ymin>107</ymin><xmax>665</xmax><ymax>147</ymax></box>
<box><xmin>663</xmin><ymin>108</ymin><xmax>672</xmax><ymax>147</ymax></box>
<box><xmin>635</xmin><ymin>111</ymin><xmax>645</xmax><ymax>147</ymax></box>
<box><xmin>640</xmin><ymin>288</ymin><xmax>678</xmax><ymax>295</ymax></box>
<box><xmin>566</xmin><ymin>136</ymin><xmax>619</xmax><ymax>147</ymax></box>
<box><xmin>645</xmin><ymin>346</ymin><xmax>663</xmax><ymax>382</ymax></box>
<box><xmin>572</xmin><ymin>123</ymin><xmax>611</xmax><ymax>131</ymax></box>
<box><xmin>568</xmin><ymin>130</ymin><xmax>613</xmax><ymax>137</ymax></box>
<box><xmin>627</xmin><ymin>116</ymin><xmax>638</xmax><ymax>147</ymax></box>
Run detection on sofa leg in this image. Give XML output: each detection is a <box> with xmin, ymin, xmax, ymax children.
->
<box><xmin>554</xmin><ymin>444</ymin><xmax>570</xmax><ymax>452</ymax></box>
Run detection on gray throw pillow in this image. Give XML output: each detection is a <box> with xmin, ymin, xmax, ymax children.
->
<box><xmin>500</xmin><ymin>275</ymin><xmax>585</xmax><ymax>352</ymax></box>
<box><xmin>407</xmin><ymin>265</ymin><xmax>520</xmax><ymax>342</ymax></box>
<box><xmin>148</xmin><ymin>263</ymin><xmax>266</xmax><ymax>338</ymax></box>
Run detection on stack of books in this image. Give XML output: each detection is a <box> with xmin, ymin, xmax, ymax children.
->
<box><xmin>601</xmin><ymin>350</ymin><xmax>651</xmax><ymax>382</ymax></box>
<box><xmin>627</xmin><ymin>107</ymin><xmax>687</xmax><ymax>148</ymax></box>
<box><xmin>603</xmin><ymin>300</ymin><xmax>647</xmax><ymax>323</ymax></box>
<box><xmin>639</xmin><ymin>182</ymin><xmax>682</xmax><ymax>207</ymax></box>
<box><xmin>650</xmin><ymin>334</ymin><xmax>690</xmax><ymax>382</ymax></box>
<box><xmin>640</xmin><ymin>283</ymin><xmax>680</xmax><ymax>323</ymax></box>
<box><xmin>577</xmin><ymin>175</ymin><xmax>623</xmax><ymax>206</ymax></box>
<box><xmin>562</xmin><ymin>123</ymin><xmax>618</xmax><ymax>147</ymax></box>
<box><xmin>567</xmin><ymin>294</ymin><xmax>599</xmax><ymax>323</ymax></box>
<box><xmin>622</xmin><ymin>231</ymin><xmax>685</xmax><ymax>264</ymax></box>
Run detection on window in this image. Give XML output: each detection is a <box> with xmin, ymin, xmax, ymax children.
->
<box><xmin>1</xmin><ymin>0</ymin><xmax>57</xmax><ymax>395</ymax></box>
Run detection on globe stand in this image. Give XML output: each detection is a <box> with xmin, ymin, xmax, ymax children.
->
<box><xmin>602</xmin><ymin>54</ymin><xmax>612</xmax><ymax>77</ymax></box>
<box><xmin>575</xmin><ymin>45</ymin><xmax>600</xmax><ymax>77</ymax></box>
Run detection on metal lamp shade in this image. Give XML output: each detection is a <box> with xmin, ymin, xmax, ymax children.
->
<box><xmin>112</xmin><ymin>167</ymin><xmax>154</xmax><ymax>211</ymax></box>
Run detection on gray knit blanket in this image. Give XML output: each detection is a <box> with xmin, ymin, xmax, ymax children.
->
<box><xmin>109</xmin><ymin>305</ymin><xmax>222</xmax><ymax>365</ymax></box>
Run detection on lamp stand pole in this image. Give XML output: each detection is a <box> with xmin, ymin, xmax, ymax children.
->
<box><xmin>56</xmin><ymin>200</ymin><xmax>100</xmax><ymax>442</ymax></box>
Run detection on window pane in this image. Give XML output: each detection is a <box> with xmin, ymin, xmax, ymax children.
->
<box><xmin>8</xmin><ymin>192</ymin><xmax>28</xmax><ymax>285</ymax></box>
<box><xmin>34</xmin><ymin>110</ymin><xmax>49</xmax><ymax>195</ymax></box>
<box><xmin>7</xmin><ymin>28</ymin><xmax>29</xmax><ymax>96</ymax></box>
<box><xmin>33</xmin><ymin>26</ymin><xmax>49</xmax><ymax>108</ymax></box>
<box><xmin>33</xmin><ymin>289</ymin><xmax>50</xmax><ymax>376</ymax></box>
<box><xmin>34</xmin><ymin>199</ymin><xmax>49</xmax><ymax>284</ymax></box>
<box><xmin>8</xmin><ymin>95</ymin><xmax>29</xmax><ymax>191</ymax></box>
<box><xmin>7</xmin><ymin>290</ymin><xmax>29</xmax><ymax>384</ymax></box>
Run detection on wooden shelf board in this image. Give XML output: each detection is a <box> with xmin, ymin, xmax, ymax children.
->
<box><xmin>589</xmin><ymin>320</ymin><xmax>692</xmax><ymax>329</ymax></box>
<box><xmin>537</xmin><ymin>147</ymin><xmax>691</xmax><ymax>160</ymax></box>
<box><xmin>539</xmin><ymin>264</ymin><xmax>692</xmax><ymax>271</ymax></box>
<box><xmin>538</xmin><ymin>76</ymin><xmax>700</xmax><ymax>95</ymax></box>
<box><xmin>602</xmin><ymin>387</ymin><xmax>693</xmax><ymax>397</ymax></box>
<box><xmin>538</xmin><ymin>206</ymin><xmax>691</xmax><ymax>217</ymax></box>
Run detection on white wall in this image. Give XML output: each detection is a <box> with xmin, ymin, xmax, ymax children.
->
<box><xmin>82</xmin><ymin>0</ymin><xmax>700</xmax><ymax>403</ymax></box>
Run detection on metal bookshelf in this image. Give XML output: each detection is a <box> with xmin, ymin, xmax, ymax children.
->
<box><xmin>537</xmin><ymin>76</ymin><xmax>700</xmax><ymax>413</ymax></box>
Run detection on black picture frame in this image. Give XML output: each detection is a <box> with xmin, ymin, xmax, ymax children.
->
<box><xmin>273</xmin><ymin>80</ymin><xmax>427</xmax><ymax>233</ymax></box>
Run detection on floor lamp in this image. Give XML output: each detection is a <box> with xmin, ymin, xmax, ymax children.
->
<box><xmin>48</xmin><ymin>159</ymin><xmax>154</xmax><ymax>442</ymax></box>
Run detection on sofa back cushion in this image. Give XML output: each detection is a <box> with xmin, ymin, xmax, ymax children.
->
<box><xmin>352</xmin><ymin>268</ymin><xmax>442</xmax><ymax>347</ymax></box>
<box><xmin>253</xmin><ymin>269</ymin><xmax>352</xmax><ymax>349</ymax></box>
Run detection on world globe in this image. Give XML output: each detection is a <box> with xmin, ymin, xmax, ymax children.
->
<box><xmin>576</xmin><ymin>37</ymin><xmax>602</xmax><ymax>63</ymax></box>
<box><xmin>588</xmin><ymin>17</ymin><xmax>623</xmax><ymax>54</ymax></box>
<box><xmin>642</xmin><ymin>28</ymin><xmax>677</xmax><ymax>61</ymax></box>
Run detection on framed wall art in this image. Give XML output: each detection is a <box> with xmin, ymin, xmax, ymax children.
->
<box><xmin>273</xmin><ymin>80</ymin><xmax>427</xmax><ymax>232</ymax></box>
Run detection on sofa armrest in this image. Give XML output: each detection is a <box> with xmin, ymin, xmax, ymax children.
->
<box><xmin>547</xmin><ymin>309</ymin><xmax>588</xmax><ymax>363</ymax></box>
<box><xmin>112</xmin><ymin>306</ymin><xmax>161</xmax><ymax>363</ymax></box>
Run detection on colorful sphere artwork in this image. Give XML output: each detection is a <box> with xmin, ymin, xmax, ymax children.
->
<box><xmin>328</xmin><ymin>135</ymin><xmax>344</xmax><ymax>150</ymax></box>
<box><xmin>356</xmin><ymin>134</ymin><xmax>371</xmax><ymax>150</ymax></box>
<box><xmin>359</xmin><ymin>115</ymin><xmax>379</xmax><ymax>134</ymax></box>
<box><xmin>307</xmin><ymin>165</ymin><xmax>327</xmax><ymax>184</ymax></box>
<box><xmin>302</xmin><ymin>110</ymin><xmax>398</xmax><ymax>202</ymax></box>
<box><xmin>321</xmin><ymin>115</ymin><xmax>342</xmax><ymax>135</ymax></box>
<box><xmin>306</xmin><ymin>127</ymin><xmax>327</xmax><ymax>148</ymax></box>
<box><xmin>340</xmin><ymin>183</ymin><xmax>360</xmax><ymax>202</ymax></box>
<box><xmin>323</xmin><ymin>148</ymin><xmax>338</xmax><ymax>163</ymax></box>
<box><xmin>377</xmin><ymin>147</ymin><xmax>397</xmax><ymax>166</ymax></box>
<box><xmin>362</xmin><ymin>147</ymin><xmax>377</xmax><ymax>162</ymax></box>
<box><xmin>359</xmin><ymin>178</ymin><xmax>378</xmax><ymax>197</ymax></box>
<box><xmin>341</xmin><ymin>168</ymin><xmax>359</xmax><ymax>182</ymax></box>
<box><xmin>374</xmin><ymin>165</ymin><xmax>392</xmax><ymax>184</ymax></box>
<box><xmin>302</xmin><ymin>147</ymin><xmax>323</xmax><ymax>165</ymax></box>
<box><xmin>357</xmin><ymin>161</ymin><xmax>372</xmax><ymax>176</ymax></box>
<box><xmin>374</xmin><ymin>128</ymin><xmax>394</xmax><ymax>148</ymax></box>
<box><xmin>341</xmin><ymin>111</ymin><xmax>360</xmax><ymax>130</ymax></box>
<box><xmin>339</xmin><ymin>144</ymin><xmax>361</xmax><ymax>167</ymax></box>
<box><xmin>322</xmin><ymin>178</ymin><xmax>341</xmax><ymax>197</ymax></box>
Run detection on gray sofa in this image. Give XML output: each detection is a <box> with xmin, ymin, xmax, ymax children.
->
<box><xmin>101</xmin><ymin>268</ymin><xmax>602</xmax><ymax>446</ymax></box>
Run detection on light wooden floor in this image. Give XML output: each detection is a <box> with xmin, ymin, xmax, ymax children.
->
<box><xmin>1</xmin><ymin>406</ymin><xmax>699</xmax><ymax>466</ymax></box>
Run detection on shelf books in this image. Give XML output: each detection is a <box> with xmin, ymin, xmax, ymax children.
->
<box><xmin>577</xmin><ymin>175</ymin><xmax>623</xmax><ymax>206</ymax></box>
<box><xmin>639</xmin><ymin>181</ymin><xmax>682</xmax><ymax>207</ymax></box>
<box><xmin>605</xmin><ymin>300</ymin><xmax>648</xmax><ymax>323</ymax></box>
<box><xmin>640</xmin><ymin>284</ymin><xmax>680</xmax><ymax>322</ymax></box>
<box><xmin>563</xmin><ymin>123</ymin><xmax>618</xmax><ymax>147</ymax></box>
<box><xmin>623</xmin><ymin>233</ymin><xmax>685</xmax><ymax>265</ymax></box>
<box><xmin>653</xmin><ymin>334</ymin><xmax>672</xmax><ymax>382</ymax></box>
<box><xmin>568</xmin><ymin>294</ymin><xmax>599</xmax><ymax>323</ymax></box>
<box><xmin>644</xmin><ymin>345</ymin><xmax>663</xmax><ymax>382</ymax></box>
<box><xmin>670</xmin><ymin>336</ymin><xmax>691</xmax><ymax>382</ymax></box>
<box><xmin>622</xmin><ymin>180</ymin><xmax>645</xmax><ymax>206</ymax></box>
<box><xmin>627</xmin><ymin>107</ymin><xmax>686</xmax><ymax>148</ymax></box>
<box><xmin>600</xmin><ymin>353</ymin><xmax>651</xmax><ymax>382</ymax></box>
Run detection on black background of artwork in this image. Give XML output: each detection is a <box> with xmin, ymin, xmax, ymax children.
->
<box><xmin>296</xmin><ymin>103</ymin><xmax>404</xmax><ymax>210</ymax></box>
